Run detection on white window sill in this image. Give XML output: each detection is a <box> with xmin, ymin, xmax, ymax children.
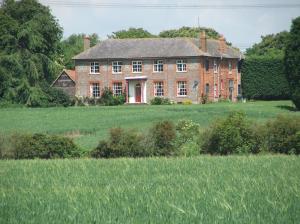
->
<box><xmin>153</xmin><ymin>71</ymin><xmax>164</xmax><ymax>73</ymax></box>
<box><xmin>176</xmin><ymin>95</ymin><xmax>187</xmax><ymax>97</ymax></box>
<box><xmin>176</xmin><ymin>71</ymin><xmax>187</xmax><ymax>73</ymax></box>
<box><xmin>132</xmin><ymin>72</ymin><xmax>143</xmax><ymax>74</ymax></box>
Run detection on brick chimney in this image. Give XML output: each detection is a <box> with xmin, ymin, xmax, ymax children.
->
<box><xmin>83</xmin><ymin>36</ymin><xmax>90</xmax><ymax>51</ymax></box>
<box><xmin>200</xmin><ymin>31</ymin><xmax>207</xmax><ymax>52</ymax></box>
<box><xmin>219</xmin><ymin>35</ymin><xmax>227</xmax><ymax>53</ymax></box>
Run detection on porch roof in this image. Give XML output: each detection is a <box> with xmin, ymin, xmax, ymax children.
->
<box><xmin>125</xmin><ymin>76</ymin><xmax>147</xmax><ymax>80</ymax></box>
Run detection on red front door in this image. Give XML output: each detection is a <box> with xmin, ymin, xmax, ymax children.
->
<box><xmin>135</xmin><ymin>83</ymin><xmax>141</xmax><ymax>103</ymax></box>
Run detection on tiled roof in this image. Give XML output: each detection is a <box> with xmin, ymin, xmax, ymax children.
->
<box><xmin>64</xmin><ymin>69</ymin><xmax>76</xmax><ymax>82</ymax></box>
<box><xmin>73</xmin><ymin>38</ymin><xmax>244</xmax><ymax>60</ymax></box>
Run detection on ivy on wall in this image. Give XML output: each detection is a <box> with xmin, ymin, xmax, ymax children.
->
<box><xmin>241</xmin><ymin>56</ymin><xmax>290</xmax><ymax>100</ymax></box>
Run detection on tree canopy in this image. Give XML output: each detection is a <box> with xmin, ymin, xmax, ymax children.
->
<box><xmin>0</xmin><ymin>0</ymin><xmax>63</xmax><ymax>106</ymax></box>
<box><xmin>108</xmin><ymin>28</ymin><xmax>155</xmax><ymax>39</ymax></box>
<box><xmin>245</xmin><ymin>31</ymin><xmax>289</xmax><ymax>57</ymax></box>
<box><xmin>61</xmin><ymin>33</ymin><xmax>100</xmax><ymax>69</ymax></box>
<box><xmin>158</xmin><ymin>26</ymin><xmax>221</xmax><ymax>39</ymax></box>
<box><xmin>284</xmin><ymin>17</ymin><xmax>300</xmax><ymax>109</ymax></box>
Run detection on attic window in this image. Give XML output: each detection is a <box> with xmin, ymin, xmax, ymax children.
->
<box><xmin>205</xmin><ymin>59</ymin><xmax>209</xmax><ymax>71</ymax></box>
<box><xmin>228</xmin><ymin>61</ymin><xmax>232</xmax><ymax>73</ymax></box>
<box><xmin>90</xmin><ymin>62</ymin><xmax>99</xmax><ymax>74</ymax></box>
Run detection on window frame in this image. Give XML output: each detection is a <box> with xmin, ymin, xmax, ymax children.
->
<box><xmin>112</xmin><ymin>61</ymin><xmax>122</xmax><ymax>74</ymax></box>
<box><xmin>154</xmin><ymin>81</ymin><xmax>164</xmax><ymax>97</ymax></box>
<box><xmin>90</xmin><ymin>82</ymin><xmax>100</xmax><ymax>98</ymax></box>
<box><xmin>153</xmin><ymin>60</ymin><xmax>164</xmax><ymax>73</ymax></box>
<box><xmin>176</xmin><ymin>59</ymin><xmax>187</xmax><ymax>72</ymax></box>
<box><xmin>112</xmin><ymin>82</ymin><xmax>123</xmax><ymax>96</ymax></box>
<box><xmin>90</xmin><ymin>62</ymin><xmax>100</xmax><ymax>74</ymax></box>
<box><xmin>228</xmin><ymin>60</ymin><xmax>232</xmax><ymax>74</ymax></box>
<box><xmin>205</xmin><ymin>83</ymin><xmax>210</xmax><ymax>95</ymax></box>
<box><xmin>132</xmin><ymin>61</ymin><xmax>142</xmax><ymax>73</ymax></box>
<box><xmin>177</xmin><ymin>81</ymin><xmax>187</xmax><ymax>97</ymax></box>
<box><xmin>205</xmin><ymin>58</ymin><xmax>209</xmax><ymax>72</ymax></box>
<box><xmin>213</xmin><ymin>59</ymin><xmax>218</xmax><ymax>74</ymax></box>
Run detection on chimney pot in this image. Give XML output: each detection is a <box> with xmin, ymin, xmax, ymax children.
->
<box><xmin>83</xmin><ymin>35</ymin><xmax>90</xmax><ymax>51</ymax></box>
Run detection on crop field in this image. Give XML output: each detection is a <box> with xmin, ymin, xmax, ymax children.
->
<box><xmin>0</xmin><ymin>156</ymin><xmax>299</xmax><ymax>223</ymax></box>
<box><xmin>0</xmin><ymin>101</ymin><xmax>298</xmax><ymax>150</ymax></box>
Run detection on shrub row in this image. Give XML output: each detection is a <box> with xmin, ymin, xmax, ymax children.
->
<box><xmin>91</xmin><ymin>112</ymin><xmax>300</xmax><ymax>158</ymax></box>
<box><xmin>0</xmin><ymin>133</ymin><xmax>83</xmax><ymax>159</ymax></box>
<box><xmin>75</xmin><ymin>87</ymin><xmax>125</xmax><ymax>106</ymax></box>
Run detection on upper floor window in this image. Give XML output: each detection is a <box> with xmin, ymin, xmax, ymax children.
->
<box><xmin>154</xmin><ymin>82</ymin><xmax>164</xmax><ymax>96</ymax></box>
<box><xmin>228</xmin><ymin>61</ymin><xmax>232</xmax><ymax>73</ymax></box>
<box><xmin>90</xmin><ymin>62</ymin><xmax>99</xmax><ymax>74</ymax></box>
<box><xmin>153</xmin><ymin>60</ymin><xmax>164</xmax><ymax>72</ymax></box>
<box><xmin>213</xmin><ymin>59</ymin><xmax>218</xmax><ymax>73</ymax></box>
<box><xmin>177</xmin><ymin>81</ymin><xmax>187</xmax><ymax>96</ymax></box>
<box><xmin>238</xmin><ymin>60</ymin><xmax>242</xmax><ymax>73</ymax></box>
<box><xmin>132</xmin><ymin>61</ymin><xmax>142</xmax><ymax>73</ymax></box>
<box><xmin>90</xmin><ymin>83</ymin><xmax>100</xmax><ymax>98</ymax></box>
<box><xmin>112</xmin><ymin>61</ymin><xmax>122</xmax><ymax>73</ymax></box>
<box><xmin>113</xmin><ymin>82</ymin><xmax>123</xmax><ymax>96</ymax></box>
<box><xmin>176</xmin><ymin>59</ymin><xmax>187</xmax><ymax>72</ymax></box>
<box><xmin>205</xmin><ymin>59</ymin><xmax>209</xmax><ymax>72</ymax></box>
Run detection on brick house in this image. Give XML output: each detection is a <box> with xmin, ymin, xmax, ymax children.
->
<box><xmin>73</xmin><ymin>33</ymin><xmax>244</xmax><ymax>103</ymax></box>
<box><xmin>51</xmin><ymin>69</ymin><xmax>76</xmax><ymax>97</ymax></box>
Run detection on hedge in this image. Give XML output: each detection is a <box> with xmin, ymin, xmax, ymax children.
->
<box><xmin>241</xmin><ymin>56</ymin><xmax>290</xmax><ymax>100</ymax></box>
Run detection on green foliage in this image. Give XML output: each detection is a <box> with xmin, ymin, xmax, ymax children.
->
<box><xmin>108</xmin><ymin>27</ymin><xmax>155</xmax><ymax>39</ymax></box>
<box><xmin>150</xmin><ymin>120</ymin><xmax>176</xmax><ymax>156</ymax></box>
<box><xmin>0</xmin><ymin>133</ymin><xmax>82</xmax><ymax>159</ymax></box>
<box><xmin>150</xmin><ymin>97</ymin><xmax>171</xmax><ymax>105</ymax></box>
<box><xmin>265</xmin><ymin>115</ymin><xmax>300</xmax><ymax>154</ymax></box>
<box><xmin>284</xmin><ymin>16</ymin><xmax>300</xmax><ymax>110</ymax></box>
<box><xmin>60</xmin><ymin>33</ymin><xmax>99</xmax><ymax>69</ymax></box>
<box><xmin>91</xmin><ymin>128</ymin><xmax>148</xmax><ymax>158</ymax></box>
<box><xmin>159</xmin><ymin>26</ymin><xmax>223</xmax><ymax>41</ymax></box>
<box><xmin>175</xmin><ymin>120</ymin><xmax>201</xmax><ymax>156</ymax></box>
<box><xmin>98</xmin><ymin>87</ymin><xmax>125</xmax><ymax>106</ymax></box>
<box><xmin>44</xmin><ymin>87</ymin><xmax>73</xmax><ymax>107</ymax></box>
<box><xmin>202</xmin><ymin>112</ymin><xmax>261</xmax><ymax>155</ymax></box>
<box><xmin>0</xmin><ymin>0</ymin><xmax>63</xmax><ymax>106</ymax></box>
<box><xmin>241</xmin><ymin>56</ymin><xmax>290</xmax><ymax>100</ymax></box>
<box><xmin>246</xmin><ymin>31</ymin><xmax>289</xmax><ymax>57</ymax></box>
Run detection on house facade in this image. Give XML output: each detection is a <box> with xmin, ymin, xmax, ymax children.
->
<box><xmin>73</xmin><ymin>33</ymin><xmax>244</xmax><ymax>103</ymax></box>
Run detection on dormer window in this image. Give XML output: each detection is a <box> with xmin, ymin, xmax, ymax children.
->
<box><xmin>90</xmin><ymin>62</ymin><xmax>99</xmax><ymax>74</ymax></box>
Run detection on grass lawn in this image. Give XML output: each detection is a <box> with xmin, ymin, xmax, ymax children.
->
<box><xmin>0</xmin><ymin>100</ymin><xmax>298</xmax><ymax>150</ymax></box>
<box><xmin>0</xmin><ymin>156</ymin><xmax>299</xmax><ymax>223</ymax></box>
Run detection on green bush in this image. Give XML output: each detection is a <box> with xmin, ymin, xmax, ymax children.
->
<box><xmin>202</xmin><ymin>112</ymin><xmax>261</xmax><ymax>155</ymax></box>
<box><xmin>150</xmin><ymin>97</ymin><xmax>171</xmax><ymax>105</ymax></box>
<box><xmin>12</xmin><ymin>133</ymin><xmax>82</xmax><ymax>159</ymax></box>
<box><xmin>264</xmin><ymin>115</ymin><xmax>300</xmax><ymax>154</ymax></box>
<box><xmin>241</xmin><ymin>56</ymin><xmax>290</xmax><ymax>100</ymax></box>
<box><xmin>44</xmin><ymin>87</ymin><xmax>73</xmax><ymax>107</ymax></box>
<box><xmin>182</xmin><ymin>99</ymin><xmax>192</xmax><ymax>105</ymax></box>
<box><xmin>91</xmin><ymin>128</ymin><xmax>148</xmax><ymax>158</ymax></box>
<box><xmin>150</xmin><ymin>120</ymin><xmax>176</xmax><ymax>156</ymax></box>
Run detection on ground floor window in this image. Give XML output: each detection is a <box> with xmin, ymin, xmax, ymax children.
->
<box><xmin>238</xmin><ymin>84</ymin><xmax>241</xmax><ymax>95</ymax></box>
<box><xmin>154</xmin><ymin>82</ymin><xmax>164</xmax><ymax>96</ymax></box>
<box><xmin>205</xmin><ymin>83</ymin><xmax>209</xmax><ymax>95</ymax></box>
<box><xmin>177</xmin><ymin>81</ymin><xmax>187</xmax><ymax>96</ymax></box>
<box><xmin>90</xmin><ymin>83</ymin><xmax>100</xmax><ymax>97</ymax></box>
<box><xmin>113</xmin><ymin>82</ymin><xmax>123</xmax><ymax>96</ymax></box>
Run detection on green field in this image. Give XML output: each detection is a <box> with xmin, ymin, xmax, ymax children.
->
<box><xmin>0</xmin><ymin>156</ymin><xmax>299</xmax><ymax>223</ymax></box>
<box><xmin>0</xmin><ymin>101</ymin><xmax>298</xmax><ymax>150</ymax></box>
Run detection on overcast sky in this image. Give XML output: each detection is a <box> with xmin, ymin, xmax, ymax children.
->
<box><xmin>39</xmin><ymin>0</ymin><xmax>300</xmax><ymax>50</ymax></box>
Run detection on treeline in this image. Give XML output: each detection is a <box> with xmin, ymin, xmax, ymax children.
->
<box><xmin>1</xmin><ymin>112</ymin><xmax>299</xmax><ymax>159</ymax></box>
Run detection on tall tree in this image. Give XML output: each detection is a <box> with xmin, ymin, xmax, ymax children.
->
<box><xmin>284</xmin><ymin>17</ymin><xmax>300</xmax><ymax>109</ymax></box>
<box><xmin>0</xmin><ymin>0</ymin><xmax>63</xmax><ymax>105</ymax></box>
<box><xmin>108</xmin><ymin>28</ymin><xmax>155</xmax><ymax>39</ymax></box>
<box><xmin>159</xmin><ymin>26</ymin><xmax>223</xmax><ymax>40</ymax></box>
<box><xmin>61</xmin><ymin>33</ymin><xmax>100</xmax><ymax>69</ymax></box>
<box><xmin>246</xmin><ymin>31</ymin><xmax>289</xmax><ymax>57</ymax></box>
